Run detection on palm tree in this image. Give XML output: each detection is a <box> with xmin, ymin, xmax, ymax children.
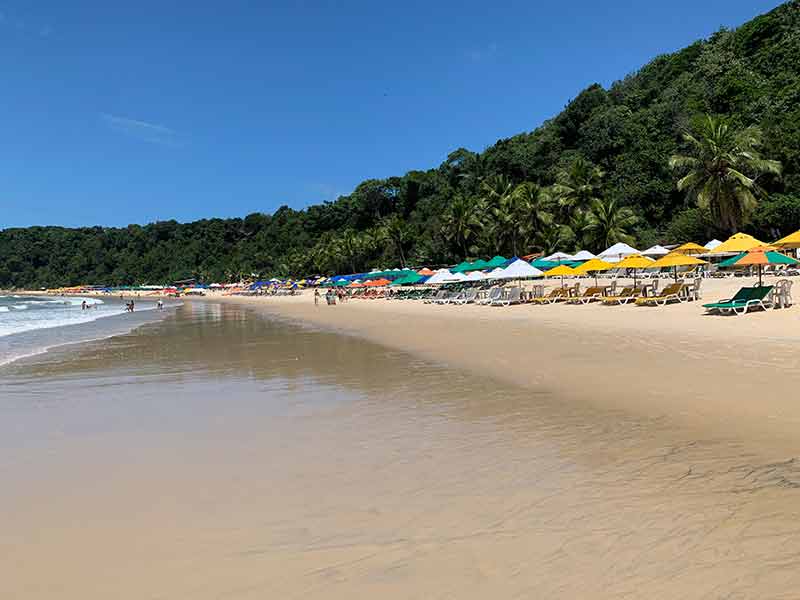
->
<box><xmin>533</xmin><ymin>224</ymin><xmax>573</xmax><ymax>256</ymax></box>
<box><xmin>583</xmin><ymin>198</ymin><xmax>639</xmax><ymax>252</ymax></box>
<box><xmin>512</xmin><ymin>182</ymin><xmax>554</xmax><ymax>253</ymax></box>
<box><xmin>338</xmin><ymin>229</ymin><xmax>362</xmax><ymax>273</ymax></box>
<box><xmin>380</xmin><ymin>215</ymin><xmax>408</xmax><ymax>267</ymax></box>
<box><xmin>441</xmin><ymin>195</ymin><xmax>484</xmax><ymax>260</ymax></box>
<box><xmin>669</xmin><ymin>115</ymin><xmax>782</xmax><ymax>232</ymax></box>
<box><xmin>552</xmin><ymin>157</ymin><xmax>605</xmax><ymax>221</ymax></box>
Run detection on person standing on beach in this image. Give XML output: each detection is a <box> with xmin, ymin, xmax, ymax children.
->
<box><xmin>314</xmin><ymin>289</ymin><xmax>320</xmax><ymax>306</ymax></box>
<box><xmin>157</xmin><ymin>300</ymin><xmax>164</xmax><ymax>310</ymax></box>
<box><xmin>81</xmin><ymin>300</ymin><xmax>87</xmax><ymax>311</ymax></box>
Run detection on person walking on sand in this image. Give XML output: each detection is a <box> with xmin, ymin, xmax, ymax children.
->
<box><xmin>157</xmin><ymin>300</ymin><xmax>164</xmax><ymax>310</ymax></box>
<box><xmin>81</xmin><ymin>300</ymin><xmax>87</xmax><ymax>311</ymax></box>
<box><xmin>314</xmin><ymin>288</ymin><xmax>320</xmax><ymax>306</ymax></box>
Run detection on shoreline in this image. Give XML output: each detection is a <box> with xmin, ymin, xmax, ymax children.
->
<box><xmin>195</xmin><ymin>279</ymin><xmax>800</xmax><ymax>457</ymax></box>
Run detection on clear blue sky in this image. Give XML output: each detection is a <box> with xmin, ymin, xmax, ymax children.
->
<box><xmin>0</xmin><ymin>0</ymin><xmax>785</xmax><ymax>228</ymax></box>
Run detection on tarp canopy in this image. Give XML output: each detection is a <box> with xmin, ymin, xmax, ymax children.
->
<box><xmin>598</xmin><ymin>242</ymin><xmax>640</xmax><ymax>262</ymax></box>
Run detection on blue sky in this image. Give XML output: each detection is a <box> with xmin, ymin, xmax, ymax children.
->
<box><xmin>0</xmin><ymin>0</ymin><xmax>785</xmax><ymax>228</ymax></box>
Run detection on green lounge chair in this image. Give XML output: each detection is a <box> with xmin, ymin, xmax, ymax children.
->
<box><xmin>703</xmin><ymin>285</ymin><xmax>774</xmax><ymax>316</ymax></box>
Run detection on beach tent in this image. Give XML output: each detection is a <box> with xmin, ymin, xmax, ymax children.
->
<box><xmin>706</xmin><ymin>233</ymin><xmax>767</xmax><ymax>255</ymax></box>
<box><xmin>493</xmin><ymin>258</ymin><xmax>543</xmax><ymax>279</ymax></box>
<box><xmin>704</xmin><ymin>239</ymin><xmax>723</xmax><ymax>250</ymax></box>
<box><xmin>598</xmin><ymin>242</ymin><xmax>640</xmax><ymax>262</ymax></box>
<box><xmin>642</xmin><ymin>245</ymin><xmax>670</xmax><ymax>257</ymax></box>
<box><xmin>570</xmin><ymin>250</ymin><xmax>596</xmax><ymax>261</ymax></box>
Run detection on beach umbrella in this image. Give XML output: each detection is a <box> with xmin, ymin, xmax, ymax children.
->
<box><xmin>704</xmin><ymin>239</ymin><xmax>723</xmax><ymax>251</ymax></box>
<box><xmin>647</xmin><ymin>252</ymin><xmax>707</xmax><ymax>282</ymax></box>
<box><xmin>416</xmin><ymin>267</ymin><xmax>435</xmax><ymax>276</ymax></box>
<box><xmin>642</xmin><ymin>245</ymin><xmax>670</xmax><ymax>257</ymax></box>
<box><xmin>573</xmin><ymin>257</ymin><xmax>613</xmax><ymax>286</ymax></box>
<box><xmin>485</xmin><ymin>255</ymin><xmax>509</xmax><ymax>268</ymax></box>
<box><xmin>465</xmin><ymin>270</ymin><xmax>488</xmax><ymax>281</ymax></box>
<box><xmin>543</xmin><ymin>251</ymin><xmax>573</xmax><ymax>262</ymax></box>
<box><xmin>597</xmin><ymin>242</ymin><xmax>640</xmax><ymax>263</ymax></box>
<box><xmin>466</xmin><ymin>259</ymin><xmax>490</xmax><ymax>271</ymax></box>
<box><xmin>672</xmin><ymin>242</ymin><xmax>707</xmax><ymax>255</ymax></box>
<box><xmin>718</xmin><ymin>248</ymin><xmax>799</xmax><ymax>286</ymax></box>
<box><xmin>708</xmin><ymin>232</ymin><xmax>767</xmax><ymax>255</ymax></box>
<box><xmin>773</xmin><ymin>229</ymin><xmax>800</xmax><ymax>249</ymax></box>
<box><xmin>495</xmin><ymin>259</ymin><xmax>544</xmax><ymax>280</ymax></box>
<box><xmin>543</xmin><ymin>264</ymin><xmax>578</xmax><ymax>288</ymax></box>
<box><xmin>570</xmin><ymin>250</ymin><xmax>596</xmax><ymax>261</ymax></box>
<box><xmin>612</xmin><ymin>254</ymin><xmax>655</xmax><ymax>288</ymax></box>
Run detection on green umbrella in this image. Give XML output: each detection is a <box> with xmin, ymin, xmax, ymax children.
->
<box><xmin>719</xmin><ymin>249</ymin><xmax>799</xmax><ymax>286</ymax></box>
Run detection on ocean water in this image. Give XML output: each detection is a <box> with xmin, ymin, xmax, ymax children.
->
<box><xmin>0</xmin><ymin>295</ymin><xmax>169</xmax><ymax>366</ymax></box>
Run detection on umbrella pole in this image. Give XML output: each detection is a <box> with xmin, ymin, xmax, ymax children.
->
<box><xmin>673</xmin><ymin>266</ymin><xmax>678</xmax><ymax>283</ymax></box>
<box><xmin>759</xmin><ymin>264</ymin><xmax>763</xmax><ymax>287</ymax></box>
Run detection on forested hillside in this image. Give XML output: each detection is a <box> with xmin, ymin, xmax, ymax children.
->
<box><xmin>3</xmin><ymin>1</ymin><xmax>800</xmax><ymax>288</ymax></box>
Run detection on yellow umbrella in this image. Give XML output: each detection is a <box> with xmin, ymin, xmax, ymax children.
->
<box><xmin>710</xmin><ymin>232</ymin><xmax>767</xmax><ymax>254</ymax></box>
<box><xmin>773</xmin><ymin>229</ymin><xmax>800</xmax><ymax>249</ymax></box>
<box><xmin>544</xmin><ymin>264</ymin><xmax>578</xmax><ymax>288</ymax></box>
<box><xmin>613</xmin><ymin>254</ymin><xmax>655</xmax><ymax>288</ymax></box>
<box><xmin>648</xmin><ymin>252</ymin><xmax>707</xmax><ymax>282</ymax></box>
<box><xmin>672</xmin><ymin>242</ymin><xmax>707</xmax><ymax>255</ymax></box>
<box><xmin>573</xmin><ymin>258</ymin><xmax>614</xmax><ymax>286</ymax></box>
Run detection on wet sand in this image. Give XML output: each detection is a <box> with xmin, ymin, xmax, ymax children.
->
<box><xmin>3</xmin><ymin>297</ymin><xmax>800</xmax><ymax>598</ymax></box>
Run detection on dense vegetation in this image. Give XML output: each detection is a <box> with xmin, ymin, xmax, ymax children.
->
<box><xmin>3</xmin><ymin>1</ymin><xmax>800</xmax><ymax>288</ymax></box>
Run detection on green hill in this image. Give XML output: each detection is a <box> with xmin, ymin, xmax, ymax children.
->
<box><xmin>3</xmin><ymin>1</ymin><xmax>800</xmax><ymax>288</ymax></box>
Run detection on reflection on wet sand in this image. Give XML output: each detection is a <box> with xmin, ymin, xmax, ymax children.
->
<box><xmin>2</xmin><ymin>302</ymin><xmax>800</xmax><ymax>599</ymax></box>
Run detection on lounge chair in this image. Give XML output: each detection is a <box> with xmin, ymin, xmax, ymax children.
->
<box><xmin>491</xmin><ymin>287</ymin><xmax>521</xmax><ymax>306</ymax></box>
<box><xmin>435</xmin><ymin>290</ymin><xmax>461</xmax><ymax>305</ymax></box>
<box><xmin>635</xmin><ymin>282</ymin><xmax>685</xmax><ymax>306</ymax></box>
<box><xmin>478</xmin><ymin>287</ymin><xmax>502</xmax><ymax>305</ymax></box>
<box><xmin>601</xmin><ymin>286</ymin><xmax>642</xmax><ymax>305</ymax></box>
<box><xmin>424</xmin><ymin>290</ymin><xmax>447</xmax><ymax>304</ymax></box>
<box><xmin>530</xmin><ymin>287</ymin><xmax>568</xmax><ymax>304</ymax></box>
<box><xmin>566</xmin><ymin>286</ymin><xmax>604</xmax><ymax>304</ymax></box>
<box><xmin>452</xmin><ymin>288</ymin><xmax>478</xmax><ymax>305</ymax></box>
<box><xmin>703</xmin><ymin>285</ymin><xmax>774</xmax><ymax>315</ymax></box>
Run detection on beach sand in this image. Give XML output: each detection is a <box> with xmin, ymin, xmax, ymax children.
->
<box><xmin>211</xmin><ymin>276</ymin><xmax>800</xmax><ymax>456</ymax></box>
<box><xmin>4</xmin><ymin>282</ymin><xmax>800</xmax><ymax>598</ymax></box>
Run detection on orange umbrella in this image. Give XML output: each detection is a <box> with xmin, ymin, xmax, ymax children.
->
<box><xmin>417</xmin><ymin>268</ymin><xmax>435</xmax><ymax>276</ymax></box>
<box><xmin>364</xmin><ymin>278</ymin><xmax>391</xmax><ymax>287</ymax></box>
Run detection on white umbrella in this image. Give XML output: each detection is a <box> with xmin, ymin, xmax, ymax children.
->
<box><xmin>642</xmin><ymin>244</ymin><xmax>670</xmax><ymax>257</ymax></box>
<box><xmin>543</xmin><ymin>251</ymin><xmax>573</xmax><ymax>261</ymax></box>
<box><xmin>465</xmin><ymin>270</ymin><xmax>487</xmax><ymax>281</ymax></box>
<box><xmin>493</xmin><ymin>259</ymin><xmax>544</xmax><ymax>279</ymax></box>
<box><xmin>438</xmin><ymin>271</ymin><xmax>469</xmax><ymax>283</ymax></box>
<box><xmin>704</xmin><ymin>239</ymin><xmax>723</xmax><ymax>250</ymax></box>
<box><xmin>598</xmin><ymin>242</ymin><xmax>640</xmax><ymax>263</ymax></box>
<box><xmin>424</xmin><ymin>270</ymin><xmax>453</xmax><ymax>285</ymax></box>
<box><xmin>486</xmin><ymin>268</ymin><xmax>507</xmax><ymax>279</ymax></box>
<box><xmin>570</xmin><ymin>250</ymin><xmax>596</xmax><ymax>261</ymax></box>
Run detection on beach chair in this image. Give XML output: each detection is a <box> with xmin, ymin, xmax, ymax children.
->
<box><xmin>703</xmin><ymin>285</ymin><xmax>774</xmax><ymax>315</ymax></box>
<box><xmin>601</xmin><ymin>286</ymin><xmax>642</xmax><ymax>305</ymax></box>
<box><xmin>424</xmin><ymin>290</ymin><xmax>447</xmax><ymax>304</ymax></box>
<box><xmin>566</xmin><ymin>286</ymin><xmax>604</xmax><ymax>304</ymax></box>
<box><xmin>477</xmin><ymin>287</ymin><xmax>503</xmax><ymax>306</ymax></box>
<box><xmin>434</xmin><ymin>290</ymin><xmax>461</xmax><ymax>305</ymax></box>
<box><xmin>530</xmin><ymin>287</ymin><xmax>568</xmax><ymax>304</ymax></box>
<box><xmin>635</xmin><ymin>282</ymin><xmax>685</xmax><ymax>306</ymax></box>
<box><xmin>452</xmin><ymin>288</ymin><xmax>478</xmax><ymax>305</ymax></box>
<box><xmin>491</xmin><ymin>286</ymin><xmax>521</xmax><ymax>306</ymax></box>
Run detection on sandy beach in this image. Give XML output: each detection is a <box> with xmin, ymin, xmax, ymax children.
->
<box><xmin>206</xmin><ymin>276</ymin><xmax>800</xmax><ymax>456</ymax></box>
<box><xmin>5</xmin><ymin>284</ymin><xmax>800</xmax><ymax>598</ymax></box>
